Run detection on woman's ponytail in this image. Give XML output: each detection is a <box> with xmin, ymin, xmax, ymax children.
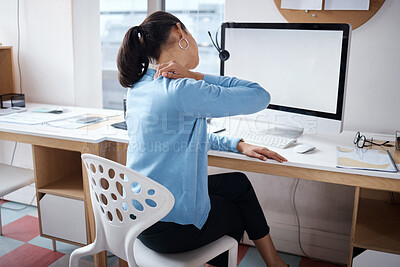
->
<box><xmin>117</xmin><ymin>11</ymin><xmax>187</xmax><ymax>88</ymax></box>
<box><xmin>117</xmin><ymin>26</ymin><xmax>149</xmax><ymax>88</ymax></box>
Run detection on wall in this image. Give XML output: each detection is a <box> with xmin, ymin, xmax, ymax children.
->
<box><xmin>71</xmin><ymin>0</ymin><xmax>103</xmax><ymax>107</ymax></box>
<box><xmin>223</xmin><ymin>0</ymin><xmax>400</xmax><ymax>264</ymax></box>
<box><xmin>0</xmin><ymin>0</ymin><xmax>102</xmax><ymax>107</ymax></box>
<box><xmin>0</xmin><ymin>0</ymin><xmax>102</xmax><ymax>203</ymax></box>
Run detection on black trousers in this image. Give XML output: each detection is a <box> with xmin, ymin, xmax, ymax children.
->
<box><xmin>138</xmin><ymin>172</ymin><xmax>270</xmax><ymax>266</ymax></box>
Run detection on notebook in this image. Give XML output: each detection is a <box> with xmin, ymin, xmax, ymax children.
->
<box><xmin>336</xmin><ymin>146</ymin><xmax>398</xmax><ymax>173</ymax></box>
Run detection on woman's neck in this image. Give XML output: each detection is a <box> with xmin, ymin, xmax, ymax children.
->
<box><xmin>157</xmin><ymin>51</ymin><xmax>189</xmax><ymax>68</ymax></box>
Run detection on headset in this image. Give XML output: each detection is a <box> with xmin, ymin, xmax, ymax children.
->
<box><xmin>208</xmin><ymin>29</ymin><xmax>230</xmax><ymax>62</ymax></box>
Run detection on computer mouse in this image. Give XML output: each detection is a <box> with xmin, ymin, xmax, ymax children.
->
<box><xmin>294</xmin><ymin>144</ymin><xmax>316</xmax><ymax>154</ymax></box>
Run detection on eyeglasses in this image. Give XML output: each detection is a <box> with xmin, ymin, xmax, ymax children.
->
<box><xmin>353</xmin><ymin>132</ymin><xmax>393</xmax><ymax>148</ymax></box>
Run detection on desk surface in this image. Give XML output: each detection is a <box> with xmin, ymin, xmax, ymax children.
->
<box><xmin>209</xmin><ymin>132</ymin><xmax>400</xmax><ymax>180</ymax></box>
<box><xmin>1</xmin><ymin>103</ymin><xmax>399</xmax><ymax>181</ymax></box>
<box><xmin>0</xmin><ymin>103</ymin><xmax>128</xmax><ymax>143</ymax></box>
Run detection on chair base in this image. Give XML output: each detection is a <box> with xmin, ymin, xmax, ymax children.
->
<box><xmin>134</xmin><ymin>235</ymin><xmax>238</xmax><ymax>267</ymax></box>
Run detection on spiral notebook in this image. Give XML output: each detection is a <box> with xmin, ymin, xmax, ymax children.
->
<box><xmin>336</xmin><ymin>146</ymin><xmax>398</xmax><ymax>173</ymax></box>
<box><xmin>45</xmin><ymin>114</ymin><xmax>106</xmax><ymax>129</ymax></box>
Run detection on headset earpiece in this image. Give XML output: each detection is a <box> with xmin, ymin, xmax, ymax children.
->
<box><xmin>219</xmin><ymin>49</ymin><xmax>230</xmax><ymax>61</ymax></box>
<box><xmin>208</xmin><ymin>31</ymin><xmax>230</xmax><ymax>62</ymax></box>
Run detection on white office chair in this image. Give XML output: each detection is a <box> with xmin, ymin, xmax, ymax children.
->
<box><xmin>0</xmin><ymin>163</ymin><xmax>35</xmax><ymax>235</ymax></box>
<box><xmin>70</xmin><ymin>154</ymin><xmax>238</xmax><ymax>267</ymax></box>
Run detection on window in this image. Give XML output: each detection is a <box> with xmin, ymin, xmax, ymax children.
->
<box><xmin>100</xmin><ymin>0</ymin><xmax>147</xmax><ymax>110</ymax></box>
<box><xmin>166</xmin><ymin>0</ymin><xmax>224</xmax><ymax>75</ymax></box>
<box><xmin>100</xmin><ymin>0</ymin><xmax>225</xmax><ymax>109</ymax></box>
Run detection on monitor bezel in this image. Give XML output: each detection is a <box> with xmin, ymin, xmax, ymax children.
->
<box><xmin>220</xmin><ymin>22</ymin><xmax>350</xmax><ymax>121</ymax></box>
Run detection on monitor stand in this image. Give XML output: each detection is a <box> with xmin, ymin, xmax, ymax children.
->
<box><xmin>260</xmin><ymin>123</ymin><xmax>304</xmax><ymax>138</ymax></box>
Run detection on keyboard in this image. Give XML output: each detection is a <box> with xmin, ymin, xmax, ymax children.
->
<box><xmin>237</xmin><ymin>130</ymin><xmax>297</xmax><ymax>149</ymax></box>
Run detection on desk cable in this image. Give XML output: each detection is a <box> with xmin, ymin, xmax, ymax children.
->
<box><xmin>1</xmin><ymin>142</ymin><xmax>36</xmax><ymax>211</ymax></box>
<box><xmin>292</xmin><ymin>178</ymin><xmax>321</xmax><ymax>262</ymax></box>
<box><xmin>10</xmin><ymin>141</ymin><xmax>17</xmax><ymax>166</ymax></box>
<box><xmin>16</xmin><ymin>0</ymin><xmax>23</xmax><ymax>94</ymax></box>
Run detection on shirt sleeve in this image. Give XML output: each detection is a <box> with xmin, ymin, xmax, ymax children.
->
<box><xmin>172</xmin><ymin>74</ymin><xmax>270</xmax><ymax>118</ymax></box>
<box><xmin>207</xmin><ymin>133</ymin><xmax>242</xmax><ymax>152</ymax></box>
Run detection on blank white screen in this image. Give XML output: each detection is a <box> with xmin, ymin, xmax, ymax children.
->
<box><xmin>224</xmin><ymin>28</ymin><xmax>343</xmax><ymax>114</ymax></box>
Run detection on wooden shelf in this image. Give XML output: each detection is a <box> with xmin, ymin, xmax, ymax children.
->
<box><xmin>38</xmin><ymin>173</ymin><xmax>85</xmax><ymax>200</ymax></box>
<box><xmin>353</xmin><ymin>197</ymin><xmax>400</xmax><ymax>254</ymax></box>
<box><xmin>0</xmin><ymin>46</ymin><xmax>15</xmax><ymax>94</ymax></box>
<box><xmin>273</xmin><ymin>0</ymin><xmax>385</xmax><ymax>30</ymax></box>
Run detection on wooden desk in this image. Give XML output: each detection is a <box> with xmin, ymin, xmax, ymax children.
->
<box><xmin>0</xmin><ymin>104</ymin><xmax>127</xmax><ymax>267</ymax></box>
<box><xmin>1</xmin><ymin>105</ymin><xmax>399</xmax><ymax>266</ymax></box>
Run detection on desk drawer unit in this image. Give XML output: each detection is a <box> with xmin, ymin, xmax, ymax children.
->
<box><xmin>39</xmin><ymin>194</ymin><xmax>87</xmax><ymax>245</ymax></box>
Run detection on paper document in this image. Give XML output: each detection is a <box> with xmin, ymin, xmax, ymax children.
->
<box><xmin>281</xmin><ymin>0</ymin><xmax>323</xmax><ymax>10</ymax></box>
<box><xmin>336</xmin><ymin>146</ymin><xmax>398</xmax><ymax>173</ymax></box>
<box><xmin>0</xmin><ymin>107</ymin><xmax>27</xmax><ymax>116</ymax></box>
<box><xmin>0</xmin><ymin>112</ymin><xmax>62</xmax><ymax>124</ymax></box>
<box><xmin>0</xmin><ymin>111</ymin><xmax>106</xmax><ymax>129</ymax></box>
<box><xmin>324</xmin><ymin>0</ymin><xmax>370</xmax><ymax>10</ymax></box>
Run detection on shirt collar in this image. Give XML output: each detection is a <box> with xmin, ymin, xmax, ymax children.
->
<box><xmin>145</xmin><ymin>68</ymin><xmax>156</xmax><ymax>79</ymax></box>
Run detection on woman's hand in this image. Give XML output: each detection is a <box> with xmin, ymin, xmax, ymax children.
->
<box><xmin>237</xmin><ymin>141</ymin><xmax>288</xmax><ymax>163</ymax></box>
<box><xmin>154</xmin><ymin>60</ymin><xmax>204</xmax><ymax>80</ymax></box>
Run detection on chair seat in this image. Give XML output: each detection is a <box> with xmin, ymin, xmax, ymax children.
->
<box><xmin>134</xmin><ymin>235</ymin><xmax>237</xmax><ymax>267</ymax></box>
<box><xmin>0</xmin><ymin>163</ymin><xmax>34</xmax><ymax>196</ymax></box>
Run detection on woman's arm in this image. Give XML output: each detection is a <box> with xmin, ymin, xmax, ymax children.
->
<box><xmin>158</xmin><ymin>62</ymin><xmax>286</xmax><ymax>163</ymax></box>
<box><xmin>207</xmin><ymin>133</ymin><xmax>242</xmax><ymax>152</ymax></box>
<box><xmin>156</xmin><ymin>61</ymin><xmax>270</xmax><ymax>118</ymax></box>
<box><xmin>207</xmin><ymin>133</ymin><xmax>287</xmax><ymax>162</ymax></box>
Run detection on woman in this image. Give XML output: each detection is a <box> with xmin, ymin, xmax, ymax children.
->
<box><xmin>118</xmin><ymin>11</ymin><xmax>288</xmax><ymax>267</ymax></box>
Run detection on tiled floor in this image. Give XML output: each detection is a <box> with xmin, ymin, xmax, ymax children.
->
<box><xmin>0</xmin><ymin>200</ymin><xmax>342</xmax><ymax>267</ymax></box>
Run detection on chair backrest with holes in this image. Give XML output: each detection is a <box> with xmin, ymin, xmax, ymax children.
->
<box><xmin>81</xmin><ymin>154</ymin><xmax>175</xmax><ymax>260</ymax></box>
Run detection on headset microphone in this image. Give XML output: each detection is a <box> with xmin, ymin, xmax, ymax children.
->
<box><xmin>208</xmin><ymin>31</ymin><xmax>230</xmax><ymax>62</ymax></box>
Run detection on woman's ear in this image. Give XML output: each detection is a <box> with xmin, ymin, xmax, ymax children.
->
<box><xmin>175</xmin><ymin>22</ymin><xmax>185</xmax><ymax>39</ymax></box>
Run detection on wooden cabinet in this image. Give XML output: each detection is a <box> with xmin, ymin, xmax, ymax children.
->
<box><xmin>32</xmin><ymin>145</ymin><xmax>89</xmax><ymax>246</ymax></box>
<box><xmin>349</xmin><ymin>187</ymin><xmax>400</xmax><ymax>266</ymax></box>
<box><xmin>0</xmin><ymin>46</ymin><xmax>15</xmax><ymax>95</ymax></box>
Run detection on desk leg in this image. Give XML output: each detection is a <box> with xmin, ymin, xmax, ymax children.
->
<box><xmin>93</xmin><ymin>252</ymin><xmax>108</xmax><ymax>267</ymax></box>
<box><xmin>84</xmin><ymin>144</ymin><xmax>109</xmax><ymax>267</ymax></box>
<box><xmin>119</xmin><ymin>259</ymin><xmax>129</xmax><ymax>267</ymax></box>
<box><xmin>102</xmin><ymin>141</ymin><xmax>128</xmax><ymax>165</ymax></box>
<box><xmin>347</xmin><ymin>187</ymin><xmax>360</xmax><ymax>267</ymax></box>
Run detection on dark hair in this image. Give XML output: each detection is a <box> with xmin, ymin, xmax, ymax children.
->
<box><xmin>117</xmin><ymin>11</ymin><xmax>186</xmax><ymax>88</ymax></box>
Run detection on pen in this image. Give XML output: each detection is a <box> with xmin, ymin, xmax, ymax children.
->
<box><xmin>213</xmin><ymin>128</ymin><xmax>226</xmax><ymax>134</ymax></box>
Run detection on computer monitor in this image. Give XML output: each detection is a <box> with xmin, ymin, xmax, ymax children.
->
<box><xmin>220</xmin><ymin>23</ymin><xmax>351</xmax><ymax>135</ymax></box>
